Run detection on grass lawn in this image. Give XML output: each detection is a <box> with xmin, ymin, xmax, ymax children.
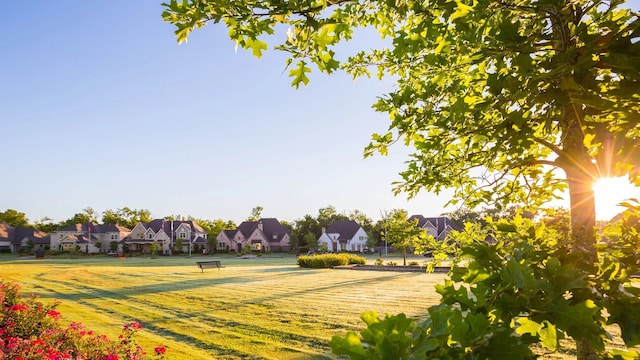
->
<box><xmin>0</xmin><ymin>253</ymin><xmax>445</xmax><ymax>359</ymax></box>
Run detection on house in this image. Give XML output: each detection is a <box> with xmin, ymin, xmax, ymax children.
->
<box><xmin>217</xmin><ymin>218</ymin><xmax>291</xmax><ymax>253</ymax></box>
<box><xmin>0</xmin><ymin>223</ymin><xmax>50</xmax><ymax>253</ymax></box>
<box><xmin>123</xmin><ymin>219</ymin><xmax>207</xmax><ymax>254</ymax></box>
<box><xmin>50</xmin><ymin>223</ymin><xmax>131</xmax><ymax>254</ymax></box>
<box><xmin>408</xmin><ymin>215</ymin><xmax>460</xmax><ymax>241</ymax></box>
<box><xmin>318</xmin><ymin>220</ymin><xmax>368</xmax><ymax>252</ymax></box>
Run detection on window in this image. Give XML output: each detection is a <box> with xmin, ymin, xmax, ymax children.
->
<box><xmin>111</xmin><ymin>234</ymin><xmax>118</xmax><ymax>240</ymax></box>
<box><xmin>148</xmin><ymin>233</ymin><xmax>153</xmax><ymax>239</ymax></box>
<box><xmin>179</xmin><ymin>232</ymin><xmax>187</xmax><ymax>239</ymax></box>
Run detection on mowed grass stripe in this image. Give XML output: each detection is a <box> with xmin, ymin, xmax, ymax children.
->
<box><xmin>0</xmin><ymin>255</ymin><xmax>445</xmax><ymax>359</ymax></box>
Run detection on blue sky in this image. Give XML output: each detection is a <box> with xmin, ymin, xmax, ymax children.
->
<box><xmin>1</xmin><ymin>1</ymin><xmax>456</xmax><ymax>224</ymax></box>
<box><xmin>1</xmin><ymin>1</ymin><xmax>638</xmax><ymax>225</ymax></box>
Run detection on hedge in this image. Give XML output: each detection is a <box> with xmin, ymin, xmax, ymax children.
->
<box><xmin>297</xmin><ymin>253</ymin><xmax>366</xmax><ymax>268</ymax></box>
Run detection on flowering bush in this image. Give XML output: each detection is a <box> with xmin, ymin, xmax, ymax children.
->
<box><xmin>0</xmin><ymin>280</ymin><xmax>167</xmax><ymax>360</ymax></box>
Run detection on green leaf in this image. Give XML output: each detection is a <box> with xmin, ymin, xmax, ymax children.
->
<box><xmin>329</xmin><ymin>332</ymin><xmax>368</xmax><ymax>359</ymax></box>
<box><xmin>288</xmin><ymin>60</ymin><xmax>311</xmax><ymax>88</ymax></box>
<box><xmin>245</xmin><ymin>38</ymin><xmax>268</xmax><ymax>58</ymax></box>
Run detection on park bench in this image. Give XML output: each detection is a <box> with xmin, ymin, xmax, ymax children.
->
<box><xmin>196</xmin><ymin>260</ymin><xmax>223</xmax><ymax>272</ymax></box>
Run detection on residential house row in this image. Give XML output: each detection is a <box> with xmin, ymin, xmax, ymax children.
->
<box><xmin>1</xmin><ymin>214</ymin><xmax>458</xmax><ymax>255</ymax></box>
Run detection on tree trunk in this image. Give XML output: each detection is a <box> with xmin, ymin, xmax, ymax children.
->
<box><xmin>565</xmin><ymin>165</ymin><xmax>597</xmax><ymax>263</ymax></box>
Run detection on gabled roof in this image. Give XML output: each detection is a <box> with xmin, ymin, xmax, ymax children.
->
<box><xmin>235</xmin><ymin>218</ymin><xmax>290</xmax><ymax>242</ymax></box>
<box><xmin>326</xmin><ymin>220</ymin><xmax>362</xmax><ymax>240</ymax></box>
<box><xmin>408</xmin><ymin>215</ymin><xmax>461</xmax><ymax>234</ymax></box>
<box><xmin>0</xmin><ymin>223</ymin><xmax>15</xmax><ymax>241</ymax></box>
<box><xmin>0</xmin><ymin>223</ymin><xmax>49</xmax><ymax>244</ymax></box>
<box><xmin>143</xmin><ymin>219</ymin><xmax>207</xmax><ymax>236</ymax></box>
<box><xmin>259</xmin><ymin>218</ymin><xmax>291</xmax><ymax>242</ymax></box>
<box><xmin>237</xmin><ymin>221</ymin><xmax>258</xmax><ymax>238</ymax></box>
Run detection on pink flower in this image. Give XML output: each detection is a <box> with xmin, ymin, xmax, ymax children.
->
<box><xmin>105</xmin><ymin>354</ymin><xmax>119</xmax><ymax>360</ymax></box>
<box><xmin>46</xmin><ymin>310</ymin><xmax>62</xmax><ymax>320</ymax></box>
<box><xmin>8</xmin><ymin>304</ymin><xmax>28</xmax><ymax>311</ymax></box>
<box><xmin>154</xmin><ymin>346</ymin><xmax>167</xmax><ymax>355</ymax></box>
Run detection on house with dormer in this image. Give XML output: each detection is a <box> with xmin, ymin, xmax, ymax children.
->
<box><xmin>216</xmin><ymin>218</ymin><xmax>291</xmax><ymax>253</ymax></box>
<box><xmin>408</xmin><ymin>215</ymin><xmax>460</xmax><ymax>241</ymax></box>
<box><xmin>123</xmin><ymin>219</ymin><xmax>207</xmax><ymax>254</ymax></box>
<box><xmin>0</xmin><ymin>223</ymin><xmax>50</xmax><ymax>253</ymax></box>
<box><xmin>318</xmin><ymin>220</ymin><xmax>368</xmax><ymax>252</ymax></box>
<box><xmin>50</xmin><ymin>223</ymin><xmax>131</xmax><ymax>254</ymax></box>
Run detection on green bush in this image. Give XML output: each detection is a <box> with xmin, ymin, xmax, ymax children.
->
<box><xmin>297</xmin><ymin>253</ymin><xmax>366</xmax><ymax>268</ymax></box>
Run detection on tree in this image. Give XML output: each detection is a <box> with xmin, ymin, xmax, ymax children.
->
<box><xmin>293</xmin><ymin>214</ymin><xmax>319</xmax><ymax>246</ymax></box>
<box><xmin>163</xmin><ymin>1</ymin><xmax>640</xmax><ymax>357</ymax></box>
<box><xmin>193</xmin><ymin>218</ymin><xmax>236</xmax><ymax>253</ymax></box>
<box><xmin>60</xmin><ymin>207</ymin><xmax>98</xmax><ymax>228</ymax></box>
<box><xmin>384</xmin><ymin>209</ymin><xmax>428</xmax><ymax>266</ymax></box>
<box><xmin>317</xmin><ymin>206</ymin><xmax>349</xmax><ymax>234</ymax></box>
<box><xmin>34</xmin><ymin>217</ymin><xmax>60</xmax><ymax>233</ymax></box>
<box><xmin>348</xmin><ymin>209</ymin><xmax>373</xmax><ymax>232</ymax></box>
<box><xmin>102</xmin><ymin>208</ymin><xmax>152</xmax><ymax>229</ymax></box>
<box><xmin>304</xmin><ymin>232</ymin><xmax>318</xmax><ymax>249</ymax></box>
<box><xmin>0</xmin><ymin>209</ymin><xmax>30</xmax><ymax>228</ymax></box>
<box><xmin>247</xmin><ymin>206</ymin><xmax>263</xmax><ymax>222</ymax></box>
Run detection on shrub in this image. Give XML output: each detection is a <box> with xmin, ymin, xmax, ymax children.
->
<box><xmin>0</xmin><ymin>280</ymin><xmax>166</xmax><ymax>359</ymax></box>
<box><xmin>374</xmin><ymin>257</ymin><xmax>384</xmax><ymax>266</ymax></box>
<box><xmin>297</xmin><ymin>254</ymin><xmax>366</xmax><ymax>268</ymax></box>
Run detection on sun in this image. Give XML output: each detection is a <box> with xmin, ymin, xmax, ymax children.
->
<box><xmin>592</xmin><ymin>177</ymin><xmax>640</xmax><ymax>221</ymax></box>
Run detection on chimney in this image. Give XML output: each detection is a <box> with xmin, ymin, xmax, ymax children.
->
<box><xmin>258</xmin><ymin>221</ymin><xmax>264</xmax><ymax>231</ymax></box>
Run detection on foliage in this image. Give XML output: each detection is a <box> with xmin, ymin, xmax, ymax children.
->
<box><xmin>383</xmin><ymin>209</ymin><xmax>430</xmax><ymax>266</ymax></box>
<box><xmin>102</xmin><ymin>207</ymin><xmax>152</xmax><ymax>229</ymax></box>
<box><xmin>246</xmin><ymin>206</ymin><xmax>263</xmax><ymax>222</ymax></box>
<box><xmin>330</xmin><ymin>208</ymin><xmax>640</xmax><ymax>359</ymax></box>
<box><xmin>174</xmin><ymin>238</ymin><xmax>183</xmax><ymax>254</ymax></box>
<box><xmin>0</xmin><ymin>280</ymin><xmax>166</xmax><ymax>359</ymax></box>
<box><xmin>0</xmin><ymin>209</ymin><xmax>30</xmax><ymax>228</ymax></box>
<box><xmin>304</xmin><ymin>232</ymin><xmax>318</xmax><ymax>248</ymax></box>
<box><xmin>374</xmin><ymin>257</ymin><xmax>383</xmax><ymax>266</ymax></box>
<box><xmin>59</xmin><ymin>207</ymin><xmax>98</xmax><ymax>229</ymax></box>
<box><xmin>297</xmin><ymin>253</ymin><xmax>366</xmax><ymax>268</ymax></box>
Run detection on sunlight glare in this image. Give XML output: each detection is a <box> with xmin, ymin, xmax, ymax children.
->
<box><xmin>592</xmin><ymin>177</ymin><xmax>640</xmax><ymax>221</ymax></box>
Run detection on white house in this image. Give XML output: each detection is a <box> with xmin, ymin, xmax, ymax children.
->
<box><xmin>318</xmin><ymin>220</ymin><xmax>368</xmax><ymax>252</ymax></box>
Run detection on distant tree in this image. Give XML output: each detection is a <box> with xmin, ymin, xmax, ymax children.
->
<box><xmin>317</xmin><ymin>206</ymin><xmax>348</xmax><ymax>231</ymax></box>
<box><xmin>304</xmin><ymin>232</ymin><xmax>318</xmax><ymax>249</ymax></box>
<box><xmin>59</xmin><ymin>207</ymin><xmax>98</xmax><ymax>228</ymax></box>
<box><xmin>294</xmin><ymin>214</ymin><xmax>320</xmax><ymax>246</ymax></box>
<box><xmin>365</xmin><ymin>231</ymin><xmax>377</xmax><ymax>251</ymax></box>
<box><xmin>348</xmin><ymin>209</ymin><xmax>373</xmax><ymax>232</ymax></box>
<box><xmin>103</xmin><ymin>208</ymin><xmax>152</xmax><ymax>229</ymax></box>
<box><xmin>193</xmin><ymin>218</ymin><xmax>234</xmax><ymax>254</ymax></box>
<box><xmin>247</xmin><ymin>206</ymin><xmax>263</xmax><ymax>222</ymax></box>
<box><xmin>174</xmin><ymin>238</ymin><xmax>183</xmax><ymax>255</ymax></box>
<box><xmin>33</xmin><ymin>217</ymin><xmax>60</xmax><ymax>233</ymax></box>
<box><xmin>385</xmin><ymin>209</ymin><xmax>428</xmax><ymax>266</ymax></box>
<box><xmin>442</xmin><ymin>207</ymin><xmax>482</xmax><ymax>228</ymax></box>
<box><xmin>0</xmin><ymin>209</ymin><xmax>30</xmax><ymax>228</ymax></box>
